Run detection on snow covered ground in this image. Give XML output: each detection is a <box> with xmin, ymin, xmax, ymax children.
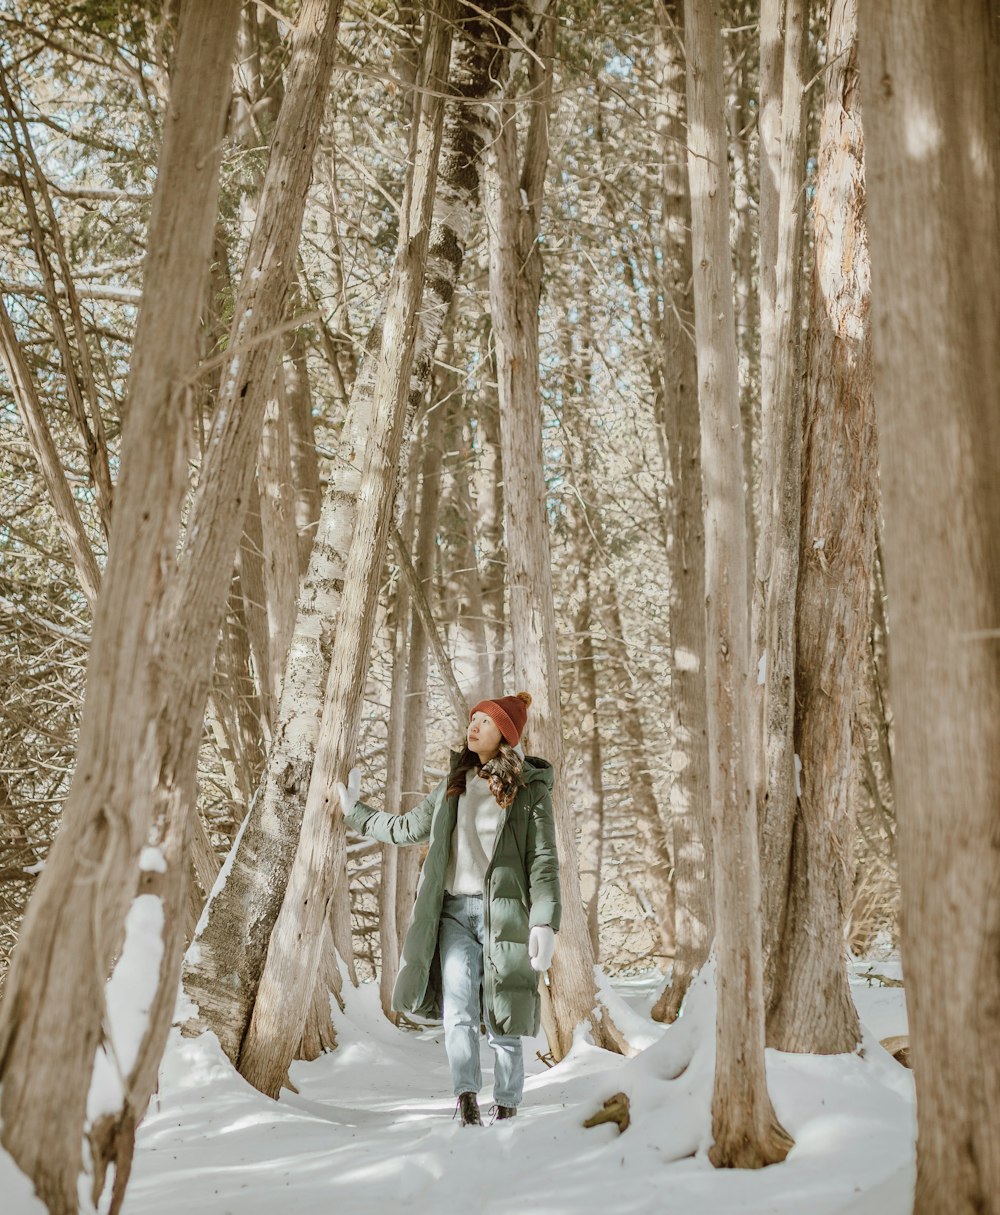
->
<box><xmin>2</xmin><ymin>959</ymin><xmax>913</xmax><ymax>1215</ymax></box>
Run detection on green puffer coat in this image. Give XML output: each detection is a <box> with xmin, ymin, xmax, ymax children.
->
<box><xmin>344</xmin><ymin>752</ymin><xmax>560</xmax><ymax>1037</ymax></box>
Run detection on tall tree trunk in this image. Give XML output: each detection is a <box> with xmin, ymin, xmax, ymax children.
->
<box><xmin>753</xmin><ymin>0</ymin><xmax>811</xmax><ymax>1000</ymax></box>
<box><xmin>766</xmin><ymin>0</ymin><xmax>871</xmax><ymax>1055</ymax></box>
<box><xmin>473</xmin><ymin>344</ymin><xmax>507</xmax><ymax>691</ymax></box>
<box><xmin>236</xmin><ymin>3</ymin><xmax>455</xmax><ymax>1097</ymax></box>
<box><xmin>378</xmin><ymin>436</ymin><xmax>422</xmax><ymax>1020</ymax></box>
<box><xmin>181</xmin><ymin>0</ymin><xmax>544</xmax><ymax>1061</ymax></box>
<box><xmin>485</xmin><ymin>10</ymin><xmax>623</xmax><ymax>1059</ymax></box>
<box><xmin>396</xmin><ymin>372</ymin><xmax>450</xmax><ymax>944</ymax></box>
<box><xmin>259</xmin><ymin>382</ymin><xmax>302</xmax><ymax>701</ymax></box>
<box><xmin>0</xmin><ymin>6</ymin><xmax>242</xmax><ymax>1211</ymax></box>
<box><xmin>441</xmin><ymin>389</ymin><xmax>492</xmax><ymax>698</ymax></box>
<box><xmin>683</xmin><ymin>0</ymin><xmax>792</xmax><ymax>1169</ymax></box>
<box><xmin>650</xmin><ymin>0</ymin><xmax>712</xmax><ymax>1024</ymax></box>
<box><xmin>859</xmin><ymin>4</ymin><xmax>1000</xmax><ymax>1211</ymax></box>
<box><xmin>572</xmin><ymin>519</ymin><xmax>604</xmax><ymax>959</ymax></box>
<box><xmin>284</xmin><ymin>322</ymin><xmax>321</xmax><ymax>575</ymax></box>
<box><xmin>757</xmin><ymin>0</ymin><xmax>783</xmax><ymax>490</ymax></box>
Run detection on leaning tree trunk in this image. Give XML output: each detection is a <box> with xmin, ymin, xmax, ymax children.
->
<box><xmin>485</xmin><ymin>11</ymin><xmax>624</xmax><ymax>1059</ymax></box>
<box><xmin>49</xmin><ymin>2</ymin><xmax>341</xmax><ymax>1199</ymax></box>
<box><xmin>0</xmin><ymin>296</ymin><xmax>102</xmax><ymax>609</ymax></box>
<box><xmin>683</xmin><ymin>0</ymin><xmax>793</xmax><ymax>1170</ymax></box>
<box><xmin>650</xmin><ymin>0</ymin><xmax>712</xmax><ymax>1024</ymax></box>
<box><xmin>0</xmin><ymin>6</ymin><xmax>242</xmax><ymax>1212</ymax></box>
<box><xmin>236</xmin><ymin>3</ymin><xmax>454</xmax><ymax>1097</ymax></box>
<box><xmin>859</xmin><ymin>4</ymin><xmax>1000</xmax><ymax>1211</ymax></box>
<box><xmin>181</xmin><ymin>0</ymin><xmax>545</xmax><ymax>1062</ymax></box>
<box><xmin>765</xmin><ymin>0</ymin><xmax>871</xmax><ymax>1055</ymax></box>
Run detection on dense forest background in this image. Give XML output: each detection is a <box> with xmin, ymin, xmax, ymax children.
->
<box><xmin>0</xmin><ymin>1</ymin><xmax>996</xmax><ymax>1213</ymax></box>
<box><xmin>0</xmin><ymin>0</ymin><xmax>897</xmax><ymax>986</ymax></box>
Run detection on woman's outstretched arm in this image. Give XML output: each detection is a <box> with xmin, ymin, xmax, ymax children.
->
<box><xmin>336</xmin><ymin>769</ymin><xmax>441</xmax><ymax>846</ymax></box>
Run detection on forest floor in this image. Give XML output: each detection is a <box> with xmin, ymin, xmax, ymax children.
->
<box><xmin>3</xmin><ymin>959</ymin><xmax>913</xmax><ymax>1215</ymax></box>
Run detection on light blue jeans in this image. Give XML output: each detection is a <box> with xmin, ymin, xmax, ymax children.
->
<box><xmin>439</xmin><ymin>892</ymin><xmax>524</xmax><ymax>1107</ymax></box>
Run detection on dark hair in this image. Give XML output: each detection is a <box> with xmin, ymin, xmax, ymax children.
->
<box><xmin>446</xmin><ymin>741</ymin><xmax>524</xmax><ymax>809</ymax></box>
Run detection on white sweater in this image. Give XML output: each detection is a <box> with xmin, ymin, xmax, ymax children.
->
<box><xmin>444</xmin><ymin>769</ymin><xmax>502</xmax><ymax>895</ymax></box>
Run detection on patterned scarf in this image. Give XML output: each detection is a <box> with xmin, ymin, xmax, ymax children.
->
<box><xmin>477</xmin><ymin>744</ymin><xmax>523</xmax><ymax>810</ymax></box>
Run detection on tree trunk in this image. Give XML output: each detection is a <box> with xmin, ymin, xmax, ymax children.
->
<box><xmin>683</xmin><ymin>0</ymin><xmax>792</xmax><ymax>1169</ymax></box>
<box><xmin>485</xmin><ymin>10</ymin><xmax>623</xmax><ymax>1059</ymax></box>
<box><xmin>441</xmin><ymin>386</ymin><xmax>492</xmax><ymax>698</ymax></box>
<box><xmin>752</xmin><ymin>0</ymin><xmax>811</xmax><ymax>1000</ymax></box>
<box><xmin>284</xmin><ymin>322</ymin><xmax>321</xmax><ymax>575</ymax></box>
<box><xmin>650</xmin><ymin>0</ymin><xmax>712</xmax><ymax>1024</ymax></box>
<box><xmin>396</xmin><ymin>374</ymin><xmax>451</xmax><ymax>944</ymax></box>
<box><xmin>757</xmin><ymin>0</ymin><xmax>783</xmax><ymax>487</ymax></box>
<box><xmin>573</xmin><ymin>519</ymin><xmax>604</xmax><ymax>959</ymax></box>
<box><xmin>766</xmin><ymin>0</ymin><xmax>871</xmax><ymax>1055</ymax></box>
<box><xmin>1</xmin><ymin>3</ymin><xmax>340</xmax><ymax>1202</ymax></box>
<box><xmin>471</xmin><ymin>307</ymin><xmax>507</xmax><ymax>691</ymax></box>
<box><xmin>181</xmin><ymin>0</ymin><xmax>543</xmax><ymax>1061</ymax></box>
<box><xmin>378</xmin><ymin>438</ymin><xmax>421</xmax><ymax>1020</ymax></box>
<box><xmin>0</xmin><ymin>6</ymin><xmax>242</xmax><ymax>1211</ymax></box>
<box><xmin>259</xmin><ymin>380</ymin><xmax>302</xmax><ymax>701</ymax></box>
<box><xmin>236</xmin><ymin>3</ymin><xmax>455</xmax><ymax>1097</ymax></box>
<box><xmin>859</xmin><ymin>4</ymin><xmax>1000</xmax><ymax>1211</ymax></box>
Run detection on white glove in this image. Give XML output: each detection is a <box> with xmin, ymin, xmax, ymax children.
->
<box><xmin>528</xmin><ymin>925</ymin><xmax>556</xmax><ymax>973</ymax></box>
<box><xmin>334</xmin><ymin>767</ymin><xmax>361</xmax><ymax>817</ymax></box>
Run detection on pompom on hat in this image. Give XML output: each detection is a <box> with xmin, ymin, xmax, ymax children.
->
<box><xmin>470</xmin><ymin>691</ymin><xmax>532</xmax><ymax>746</ymax></box>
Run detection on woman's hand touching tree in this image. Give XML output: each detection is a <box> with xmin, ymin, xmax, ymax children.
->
<box><xmin>334</xmin><ymin>767</ymin><xmax>361</xmax><ymax>818</ymax></box>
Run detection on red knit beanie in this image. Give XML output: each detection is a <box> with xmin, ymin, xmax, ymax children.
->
<box><xmin>470</xmin><ymin>691</ymin><xmax>532</xmax><ymax>746</ymax></box>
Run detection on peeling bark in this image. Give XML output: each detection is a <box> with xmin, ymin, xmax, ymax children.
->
<box><xmin>766</xmin><ymin>0</ymin><xmax>871</xmax><ymax>1055</ymax></box>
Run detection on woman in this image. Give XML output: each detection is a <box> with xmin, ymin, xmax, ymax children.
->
<box><xmin>334</xmin><ymin>691</ymin><xmax>560</xmax><ymax>1127</ymax></box>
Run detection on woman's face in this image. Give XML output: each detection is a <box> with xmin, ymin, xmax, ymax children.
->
<box><xmin>467</xmin><ymin>711</ymin><xmax>503</xmax><ymax>761</ymax></box>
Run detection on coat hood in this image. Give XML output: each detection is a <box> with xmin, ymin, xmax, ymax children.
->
<box><xmin>520</xmin><ymin>754</ymin><xmax>554</xmax><ymax>789</ymax></box>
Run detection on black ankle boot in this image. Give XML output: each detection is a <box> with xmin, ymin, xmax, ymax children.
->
<box><xmin>454</xmin><ymin>1091</ymin><xmax>482</xmax><ymax>1126</ymax></box>
<box><xmin>489</xmin><ymin>1104</ymin><xmax>517</xmax><ymax>1123</ymax></box>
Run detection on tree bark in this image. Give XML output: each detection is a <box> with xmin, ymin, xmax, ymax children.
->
<box><xmin>859</xmin><ymin>3</ymin><xmax>1000</xmax><ymax>1211</ymax></box>
<box><xmin>378</xmin><ymin>437</ymin><xmax>422</xmax><ymax>1020</ymax></box>
<box><xmin>236</xmin><ymin>2</ymin><xmax>455</xmax><ymax>1097</ymax></box>
<box><xmin>284</xmin><ymin>322</ymin><xmax>321</xmax><ymax>575</ymax></box>
<box><xmin>485</xmin><ymin>9</ymin><xmax>624</xmax><ymax>1059</ymax></box>
<box><xmin>752</xmin><ymin>0</ymin><xmax>811</xmax><ymax>1000</ymax></box>
<box><xmin>572</xmin><ymin>516</ymin><xmax>604</xmax><ymax>959</ymax></box>
<box><xmin>683</xmin><ymin>0</ymin><xmax>792</xmax><ymax>1169</ymax></box>
<box><xmin>650</xmin><ymin>0</ymin><xmax>712</xmax><ymax>1024</ymax></box>
<box><xmin>0</xmin><ymin>6</ymin><xmax>242</xmax><ymax>1211</ymax></box>
<box><xmin>396</xmin><ymin>379</ymin><xmax>451</xmax><ymax>945</ymax></box>
<box><xmin>766</xmin><ymin>0</ymin><xmax>871</xmax><ymax>1055</ymax></box>
<box><xmin>757</xmin><ymin>0</ymin><xmax>784</xmax><ymax>482</ymax></box>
